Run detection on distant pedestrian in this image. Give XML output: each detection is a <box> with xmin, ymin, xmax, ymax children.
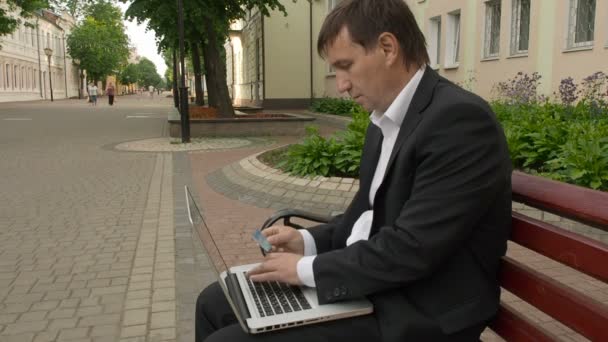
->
<box><xmin>149</xmin><ymin>85</ymin><xmax>155</xmax><ymax>98</ymax></box>
<box><xmin>88</xmin><ymin>83</ymin><xmax>98</xmax><ymax>106</ymax></box>
<box><xmin>106</xmin><ymin>82</ymin><xmax>116</xmax><ymax>106</ymax></box>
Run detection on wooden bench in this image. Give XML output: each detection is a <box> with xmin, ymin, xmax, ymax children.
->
<box><xmin>260</xmin><ymin>171</ymin><xmax>608</xmax><ymax>341</ymax></box>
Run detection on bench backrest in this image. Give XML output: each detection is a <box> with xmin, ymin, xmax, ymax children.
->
<box><xmin>490</xmin><ymin>171</ymin><xmax>608</xmax><ymax>341</ymax></box>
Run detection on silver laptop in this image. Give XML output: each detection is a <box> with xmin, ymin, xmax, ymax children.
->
<box><xmin>184</xmin><ymin>186</ymin><xmax>373</xmax><ymax>334</ymax></box>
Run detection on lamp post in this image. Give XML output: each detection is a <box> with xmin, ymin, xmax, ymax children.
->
<box><xmin>73</xmin><ymin>58</ymin><xmax>81</xmax><ymax>99</ymax></box>
<box><xmin>44</xmin><ymin>47</ymin><xmax>54</xmax><ymax>102</ymax></box>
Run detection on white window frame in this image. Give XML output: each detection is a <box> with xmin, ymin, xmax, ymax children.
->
<box><xmin>328</xmin><ymin>0</ymin><xmax>341</xmax><ymax>12</ymax></box>
<box><xmin>483</xmin><ymin>0</ymin><xmax>502</xmax><ymax>59</ymax></box>
<box><xmin>510</xmin><ymin>0</ymin><xmax>530</xmax><ymax>55</ymax></box>
<box><xmin>327</xmin><ymin>0</ymin><xmax>343</xmax><ymax>74</ymax></box>
<box><xmin>567</xmin><ymin>0</ymin><xmax>596</xmax><ymax>49</ymax></box>
<box><xmin>445</xmin><ymin>10</ymin><xmax>461</xmax><ymax>68</ymax></box>
<box><xmin>428</xmin><ymin>16</ymin><xmax>442</xmax><ymax>69</ymax></box>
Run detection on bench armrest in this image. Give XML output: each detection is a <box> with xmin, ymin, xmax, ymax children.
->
<box><xmin>260</xmin><ymin>209</ymin><xmax>332</xmax><ymax>231</ymax></box>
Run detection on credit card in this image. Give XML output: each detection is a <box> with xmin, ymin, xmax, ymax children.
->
<box><xmin>252</xmin><ymin>229</ymin><xmax>272</xmax><ymax>253</ymax></box>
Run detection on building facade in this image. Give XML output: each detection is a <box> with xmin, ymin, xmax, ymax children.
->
<box><xmin>406</xmin><ymin>0</ymin><xmax>608</xmax><ymax>99</ymax></box>
<box><xmin>0</xmin><ymin>8</ymin><xmax>80</xmax><ymax>103</ymax></box>
<box><xmin>226</xmin><ymin>0</ymin><xmax>340</xmax><ymax>109</ymax></box>
<box><xmin>227</xmin><ymin>0</ymin><xmax>607</xmax><ymax>108</ymax></box>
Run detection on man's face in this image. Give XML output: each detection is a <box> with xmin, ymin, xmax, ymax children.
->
<box><xmin>325</xmin><ymin>27</ymin><xmax>392</xmax><ymax>112</ymax></box>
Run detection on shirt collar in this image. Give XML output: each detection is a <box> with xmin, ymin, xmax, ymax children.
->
<box><xmin>370</xmin><ymin>67</ymin><xmax>425</xmax><ymax>130</ymax></box>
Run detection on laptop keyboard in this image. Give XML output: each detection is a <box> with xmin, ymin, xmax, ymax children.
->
<box><xmin>245</xmin><ymin>275</ymin><xmax>312</xmax><ymax>317</ymax></box>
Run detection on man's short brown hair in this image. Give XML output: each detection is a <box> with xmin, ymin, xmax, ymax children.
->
<box><xmin>318</xmin><ymin>0</ymin><xmax>430</xmax><ymax>71</ymax></box>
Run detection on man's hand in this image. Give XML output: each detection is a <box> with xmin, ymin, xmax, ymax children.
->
<box><xmin>247</xmin><ymin>253</ymin><xmax>303</xmax><ymax>285</ymax></box>
<box><xmin>263</xmin><ymin>225</ymin><xmax>305</xmax><ymax>255</ymax></box>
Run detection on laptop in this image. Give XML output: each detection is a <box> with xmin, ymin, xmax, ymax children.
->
<box><xmin>184</xmin><ymin>186</ymin><xmax>373</xmax><ymax>334</ymax></box>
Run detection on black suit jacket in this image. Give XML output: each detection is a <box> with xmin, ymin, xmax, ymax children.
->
<box><xmin>309</xmin><ymin>67</ymin><xmax>512</xmax><ymax>341</ymax></box>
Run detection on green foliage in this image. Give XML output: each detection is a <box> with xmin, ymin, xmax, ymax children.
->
<box><xmin>117</xmin><ymin>63</ymin><xmax>139</xmax><ymax>86</ymax></box>
<box><xmin>66</xmin><ymin>1</ymin><xmax>129</xmax><ymax>82</ymax></box>
<box><xmin>278</xmin><ymin>104</ymin><xmax>370</xmax><ymax>177</ymax></box>
<box><xmin>0</xmin><ymin>0</ymin><xmax>48</xmax><ymax>45</ymax></box>
<box><xmin>136</xmin><ymin>57</ymin><xmax>162</xmax><ymax>88</ymax></box>
<box><xmin>310</xmin><ymin>97</ymin><xmax>358</xmax><ymax>116</ymax></box>
<box><xmin>280</xmin><ymin>94</ymin><xmax>608</xmax><ymax>191</ymax></box>
<box><xmin>494</xmin><ymin>101</ymin><xmax>608</xmax><ymax>190</ymax></box>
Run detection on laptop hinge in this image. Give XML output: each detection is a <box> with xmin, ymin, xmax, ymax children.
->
<box><xmin>226</xmin><ymin>272</ymin><xmax>252</xmax><ymax>319</ymax></box>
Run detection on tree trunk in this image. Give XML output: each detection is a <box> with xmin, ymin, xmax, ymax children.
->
<box><xmin>172</xmin><ymin>49</ymin><xmax>179</xmax><ymax>108</ymax></box>
<box><xmin>201</xmin><ymin>39</ymin><xmax>218</xmax><ymax>108</ymax></box>
<box><xmin>191</xmin><ymin>42</ymin><xmax>205</xmax><ymax>106</ymax></box>
<box><xmin>202</xmin><ymin>22</ymin><xmax>234</xmax><ymax>118</ymax></box>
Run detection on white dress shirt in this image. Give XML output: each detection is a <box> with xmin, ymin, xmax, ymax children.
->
<box><xmin>296</xmin><ymin>67</ymin><xmax>426</xmax><ymax>287</ymax></box>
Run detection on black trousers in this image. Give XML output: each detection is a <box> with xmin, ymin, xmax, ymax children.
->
<box><xmin>195</xmin><ymin>282</ymin><xmax>382</xmax><ymax>342</ymax></box>
<box><xmin>108</xmin><ymin>95</ymin><xmax>114</xmax><ymax>105</ymax></box>
<box><xmin>195</xmin><ymin>282</ymin><xmax>487</xmax><ymax>342</ymax></box>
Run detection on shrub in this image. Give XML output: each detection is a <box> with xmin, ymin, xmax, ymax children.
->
<box><xmin>310</xmin><ymin>97</ymin><xmax>358</xmax><ymax>116</ymax></box>
<box><xmin>494</xmin><ymin>99</ymin><xmax>608</xmax><ymax>190</ymax></box>
<box><xmin>279</xmin><ymin>104</ymin><xmax>370</xmax><ymax>177</ymax></box>
<box><xmin>493</xmin><ymin>72</ymin><xmax>544</xmax><ymax>104</ymax></box>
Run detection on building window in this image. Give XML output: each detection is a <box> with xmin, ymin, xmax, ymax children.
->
<box><xmin>445</xmin><ymin>11</ymin><xmax>461</xmax><ymax>66</ymax></box>
<box><xmin>511</xmin><ymin>0</ymin><xmax>530</xmax><ymax>55</ymax></box>
<box><xmin>484</xmin><ymin>0</ymin><xmax>501</xmax><ymax>58</ymax></box>
<box><xmin>5</xmin><ymin>65</ymin><xmax>10</xmax><ymax>89</ymax></box>
<box><xmin>14</xmin><ymin>66</ymin><xmax>18</xmax><ymax>89</ymax></box>
<box><xmin>326</xmin><ymin>0</ymin><xmax>343</xmax><ymax>73</ymax></box>
<box><xmin>567</xmin><ymin>0</ymin><xmax>596</xmax><ymax>49</ymax></box>
<box><xmin>328</xmin><ymin>0</ymin><xmax>342</xmax><ymax>11</ymax></box>
<box><xmin>428</xmin><ymin>16</ymin><xmax>442</xmax><ymax>68</ymax></box>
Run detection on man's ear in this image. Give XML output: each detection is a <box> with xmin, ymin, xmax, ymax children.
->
<box><xmin>377</xmin><ymin>32</ymin><xmax>400</xmax><ymax>66</ymax></box>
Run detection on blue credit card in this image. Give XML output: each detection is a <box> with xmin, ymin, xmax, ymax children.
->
<box><xmin>252</xmin><ymin>229</ymin><xmax>272</xmax><ymax>253</ymax></box>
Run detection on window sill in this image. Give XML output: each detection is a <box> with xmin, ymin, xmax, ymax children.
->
<box><xmin>443</xmin><ymin>63</ymin><xmax>459</xmax><ymax>70</ymax></box>
<box><xmin>562</xmin><ymin>45</ymin><xmax>593</xmax><ymax>53</ymax></box>
<box><xmin>507</xmin><ymin>53</ymin><xmax>528</xmax><ymax>59</ymax></box>
<box><xmin>325</xmin><ymin>72</ymin><xmax>336</xmax><ymax>78</ymax></box>
<box><xmin>430</xmin><ymin>64</ymin><xmax>440</xmax><ymax>70</ymax></box>
<box><xmin>481</xmin><ymin>56</ymin><xmax>500</xmax><ymax>62</ymax></box>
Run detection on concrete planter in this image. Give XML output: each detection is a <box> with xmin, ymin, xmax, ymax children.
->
<box><xmin>168</xmin><ymin>109</ymin><xmax>315</xmax><ymax>137</ymax></box>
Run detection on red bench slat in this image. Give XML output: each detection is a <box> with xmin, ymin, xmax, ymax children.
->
<box><xmin>499</xmin><ymin>256</ymin><xmax>608</xmax><ymax>341</ymax></box>
<box><xmin>512</xmin><ymin>171</ymin><xmax>608</xmax><ymax>231</ymax></box>
<box><xmin>511</xmin><ymin>212</ymin><xmax>608</xmax><ymax>282</ymax></box>
<box><xmin>490</xmin><ymin>303</ymin><xmax>558</xmax><ymax>342</ymax></box>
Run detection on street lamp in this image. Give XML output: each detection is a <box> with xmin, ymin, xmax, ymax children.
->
<box><xmin>73</xmin><ymin>58</ymin><xmax>81</xmax><ymax>99</ymax></box>
<box><xmin>44</xmin><ymin>47</ymin><xmax>54</xmax><ymax>102</ymax></box>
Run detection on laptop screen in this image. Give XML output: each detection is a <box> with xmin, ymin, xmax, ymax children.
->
<box><xmin>185</xmin><ymin>185</ymin><xmax>230</xmax><ymax>277</ymax></box>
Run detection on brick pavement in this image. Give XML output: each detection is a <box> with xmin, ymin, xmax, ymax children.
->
<box><xmin>0</xmin><ymin>95</ymin><xmax>179</xmax><ymax>342</ymax></box>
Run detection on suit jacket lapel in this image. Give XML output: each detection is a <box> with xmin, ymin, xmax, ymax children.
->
<box><xmin>381</xmin><ymin>66</ymin><xmax>440</xmax><ymax>181</ymax></box>
<box><xmin>359</xmin><ymin>124</ymin><xmax>383</xmax><ymax>207</ymax></box>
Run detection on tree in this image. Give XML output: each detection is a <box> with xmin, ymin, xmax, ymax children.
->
<box><xmin>123</xmin><ymin>0</ymin><xmax>286</xmax><ymax>118</ymax></box>
<box><xmin>117</xmin><ymin>63</ymin><xmax>139</xmax><ymax>93</ymax></box>
<box><xmin>0</xmin><ymin>0</ymin><xmax>47</xmax><ymax>46</ymax></box>
<box><xmin>66</xmin><ymin>1</ymin><xmax>129</xmax><ymax>83</ymax></box>
<box><xmin>136</xmin><ymin>57</ymin><xmax>161</xmax><ymax>88</ymax></box>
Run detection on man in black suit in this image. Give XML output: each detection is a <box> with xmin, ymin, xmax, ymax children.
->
<box><xmin>196</xmin><ymin>0</ymin><xmax>511</xmax><ymax>341</ymax></box>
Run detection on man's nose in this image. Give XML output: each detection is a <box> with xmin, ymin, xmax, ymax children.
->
<box><xmin>336</xmin><ymin>75</ymin><xmax>352</xmax><ymax>94</ymax></box>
